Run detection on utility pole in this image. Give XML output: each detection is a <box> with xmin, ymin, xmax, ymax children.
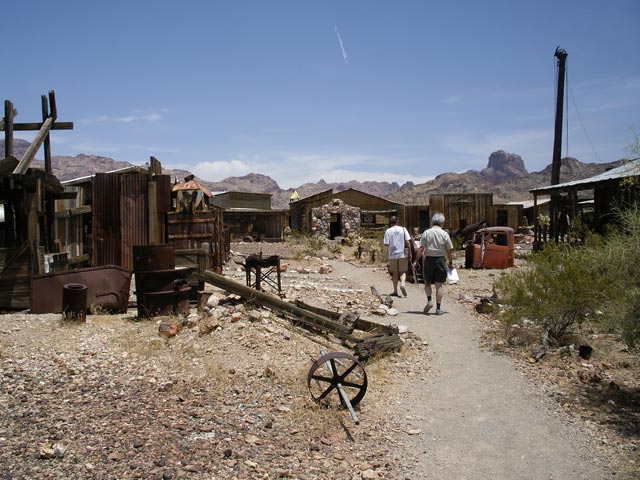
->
<box><xmin>551</xmin><ymin>47</ymin><xmax>568</xmax><ymax>186</ymax></box>
<box><xmin>550</xmin><ymin>47</ymin><xmax>568</xmax><ymax>242</ymax></box>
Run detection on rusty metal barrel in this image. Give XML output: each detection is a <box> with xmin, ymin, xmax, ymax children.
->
<box><xmin>133</xmin><ymin>244</ymin><xmax>191</xmax><ymax>318</ymax></box>
<box><xmin>62</xmin><ymin>283</ymin><xmax>88</xmax><ymax>321</ymax></box>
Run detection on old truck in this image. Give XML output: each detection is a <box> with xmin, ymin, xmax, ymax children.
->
<box><xmin>465</xmin><ymin>227</ymin><xmax>515</xmax><ymax>269</ymax></box>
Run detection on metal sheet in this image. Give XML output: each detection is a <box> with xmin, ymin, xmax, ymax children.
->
<box><xmin>30</xmin><ymin>265</ymin><xmax>132</xmax><ymax>314</ymax></box>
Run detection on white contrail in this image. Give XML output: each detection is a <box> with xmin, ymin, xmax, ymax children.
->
<box><xmin>334</xmin><ymin>25</ymin><xmax>348</xmax><ymax>63</ymax></box>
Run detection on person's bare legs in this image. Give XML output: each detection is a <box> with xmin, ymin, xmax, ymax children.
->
<box><xmin>400</xmin><ymin>272</ymin><xmax>407</xmax><ymax>296</ymax></box>
<box><xmin>434</xmin><ymin>282</ymin><xmax>443</xmax><ymax>305</ymax></box>
<box><xmin>391</xmin><ymin>271</ymin><xmax>399</xmax><ymax>295</ymax></box>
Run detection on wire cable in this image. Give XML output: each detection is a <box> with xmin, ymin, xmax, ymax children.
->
<box><xmin>567</xmin><ymin>76</ymin><xmax>602</xmax><ymax>163</ymax></box>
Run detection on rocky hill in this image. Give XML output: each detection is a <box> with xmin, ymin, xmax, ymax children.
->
<box><xmin>1</xmin><ymin>140</ymin><xmax>624</xmax><ymax>208</ymax></box>
<box><xmin>387</xmin><ymin>150</ymin><xmax>622</xmax><ymax>205</ymax></box>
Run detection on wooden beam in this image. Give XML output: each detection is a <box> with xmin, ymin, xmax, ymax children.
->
<box><xmin>195</xmin><ymin>270</ymin><xmax>356</xmax><ymax>338</ymax></box>
<box><xmin>7</xmin><ymin>121</ymin><xmax>73</xmax><ymax>131</ymax></box>
<box><xmin>54</xmin><ymin>205</ymin><xmax>91</xmax><ymax>219</ymax></box>
<box><xmin>12</xmin><ymin>117</ymin><xmax>54</xmax><ymax>175</ymax></box>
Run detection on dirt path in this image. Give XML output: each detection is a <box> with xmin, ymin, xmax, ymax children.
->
<box><xmin>328</xmin><ymin>259</ymin><xmax>614</xmax><ymax>479</ymax></box>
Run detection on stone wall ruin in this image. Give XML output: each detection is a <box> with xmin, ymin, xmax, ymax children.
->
<box><xmin>311</xmin><ymin>199</ymin><xmax>360</xmax><ymax>238</ymax></box>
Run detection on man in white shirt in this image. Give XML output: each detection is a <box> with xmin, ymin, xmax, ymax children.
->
<box><xmin>415</xmin><ymin>212</ymin><xmax>454</xmax><ymax>315</ymax></box>
<box><xmin>383</xmin><ymin>216</ymin><xmax>412</xmax><ymax>297</ymax></box>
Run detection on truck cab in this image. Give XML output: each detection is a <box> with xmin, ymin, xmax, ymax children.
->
<box><xmin>465</xmin><ymin>227</ymin><xmax>515</xmax><ymax>269</ymax></box>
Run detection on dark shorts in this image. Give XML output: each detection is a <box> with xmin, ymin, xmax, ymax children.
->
<box><xmin>423</xmin><ymin>256</ymin><xmax>447</xmax><ymax>284</ymax></box>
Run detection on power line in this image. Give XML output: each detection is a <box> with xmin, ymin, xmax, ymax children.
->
<box><xmin>567</xmin><ymin>76</ymin><xmax>602</xmax><ymax>163</ymax></box>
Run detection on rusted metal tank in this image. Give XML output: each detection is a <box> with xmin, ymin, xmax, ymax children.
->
<box><xmin>31</xmin><ymin>265</ymin><xmax>132</xmax><ymax>314</ymax></box>
<box><xmin>133</xmin><ymin>244</ymin><xmax>191</xmax><ymax>318</ymax></box>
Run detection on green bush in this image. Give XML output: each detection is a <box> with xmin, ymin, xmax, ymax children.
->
<box><xmin>495</xmin><ymin>244</ymin><xmax>608</xmax><ymax>345</ymax></box>
<box><xmin>496</xmin><ymin>203</ymin><xmax>640</xmax><ymax>349</ymax></box>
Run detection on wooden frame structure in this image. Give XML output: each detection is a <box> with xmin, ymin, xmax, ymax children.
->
<box><xmin>0</xmin><ymin>91</ymin><xmax>74</xmax><ymax>308</ymax></box>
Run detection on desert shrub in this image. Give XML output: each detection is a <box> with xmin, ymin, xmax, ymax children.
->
<box><xmin>327</xmin><ymin>242</ymin><xmax>342</xmax><ymax>257</ymax></box>
<box><xmin>303</xmin><ymin>235</ymin><xmax>326</xmax><ymax>257</ymax></box>
<box><xmin>495</xmin><ymin>244</ymin><xmax>609</xmax><ymax>346</ymax></box>
<box><xmin>496</xmin><ymin>203</ymin><xmax>640</xmax><ymax>349</ymax></box>
<box><xmin>596</xmin><ymin>204</ymin><xmax>640</xmax><ymax>346</ymax></box>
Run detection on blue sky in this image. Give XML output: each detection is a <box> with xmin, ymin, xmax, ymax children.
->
<box><xmin>4</xmin><ymin>1</ymin><xmax>639</xmax><ymax>188</ymax></box>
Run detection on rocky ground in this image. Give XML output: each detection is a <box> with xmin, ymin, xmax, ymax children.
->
<box><xmin>0</xmin><ymin>239</ymin><xmax>638</xmax><ymax>479</ymax></box>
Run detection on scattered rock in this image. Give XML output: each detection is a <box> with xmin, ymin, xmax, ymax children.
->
<box><xmin>158</xmin><ymin>322</ymin><xmax>182</xmax><ymax>338</ymax></box>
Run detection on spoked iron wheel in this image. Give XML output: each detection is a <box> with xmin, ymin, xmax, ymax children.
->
<box><xmin>307</xmin><ymin>352</ymin><xmax>368</xmax><ymax>408</ymax></box>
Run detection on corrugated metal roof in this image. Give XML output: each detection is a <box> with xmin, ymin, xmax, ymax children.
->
<box><xmin>62</xmin><ymin>165</ymin><xmax>148</xmax><ymax>186</ymax></box>
<box><xmin>530</xmin><ymin>159</ymin><xmax>640</xmax><ymax>193</ymax></box>
<box><xmin>172</xmin><ymin>179</ymin><xmax>213</xmax><ymax>197</ymax></box>
<box><xmin>506</xmin><ymin>198</ymin><xmax>551</xmax><ymax>209</ymax></box>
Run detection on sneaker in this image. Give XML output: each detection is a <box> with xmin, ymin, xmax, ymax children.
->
<box><xmin>400</xmin><ymin>286</ymin><xmax>407</xmax><ymax>297</ymax></box>
<box><xmin>435</xmin><ymin>309</ymin><xmax>444</xmax><ymax>315</ymax></box>
<box><xmin>423</xmin><ymin>301</ymin><xmax>433</xmax><ymax>314</ymax></box>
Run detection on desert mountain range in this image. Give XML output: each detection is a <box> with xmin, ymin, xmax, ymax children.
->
<box><xmin>2</xmin><ymin>139</ymin><xmax>624</xmax><ymax>209</ymax></box>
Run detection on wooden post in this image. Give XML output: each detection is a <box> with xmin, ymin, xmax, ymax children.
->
<box><xmin>4</xmin><ymin>100</ymin><xmax>15</xmax><ymax>158</ymax></box>
<box><xmin>149</xmin><ymin>156</ymin><xmax>162</xmax><ymax>175</ymax></box>
<box><xmin>48</xmin><ymin>90</ymin><xmax>58</xmax><ymax>120</ymax></box>
<box><xmin>41</xmin><ymin>95</ymin><xmax>52</xmax><ymax>174</ymax></box>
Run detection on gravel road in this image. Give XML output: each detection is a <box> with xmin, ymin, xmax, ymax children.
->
<box><xmin>328</xmin><ymin>258</ymin><xmax>614</xmax><ymax>479</ymax></box>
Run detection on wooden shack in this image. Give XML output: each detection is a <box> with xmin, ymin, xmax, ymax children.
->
<box><xmin>212</xmin><ymin>191</ymin><xmax>288</xmax><ymax>242</ymax></box>
<box><xmin>290</xmin><ymin>188</ymin><xmax>404</xmax><ymax>238</ymax></box>
<box><xmin>530</xmin><ymin>159</ymin><xmax>640</xmax><ymax>243</ymax></box>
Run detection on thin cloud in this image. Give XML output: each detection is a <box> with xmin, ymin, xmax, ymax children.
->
<box><xmin>81</xmin><ymin>111</ymin><xmax>164</xmax><ymax>124</ymax></box>
<box><xmin>441</xmin><ymin>95</ymin><xmax>463</xmax><ymax>105</ymax></box>
<box><xmin>334</xmin><ymin>26</ymin><xmax>348</xmax><ymax>63</ymax></box>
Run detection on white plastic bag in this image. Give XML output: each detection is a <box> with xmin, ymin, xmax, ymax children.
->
<box><xmin>447</xmin><ymin>268</ymin><xmax>459</xmax><ymax>284</ymax></box>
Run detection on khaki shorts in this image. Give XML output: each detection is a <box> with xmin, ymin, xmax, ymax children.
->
<box><xmin>389</xmin><ymin>257</ymin><xmax>408</xmax><ymax>273</ymax></box>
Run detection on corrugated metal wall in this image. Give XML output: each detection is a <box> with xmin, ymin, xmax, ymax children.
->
<box><xmin>120</xmin><ymin>173</ymin><xmax>149</xmax><ymax>271</ymax></box>
<box><xmin>93</xmin><ymin>173</ymin><xmax>121</xmax><ymax>267</ymax></box>
<box><xmin>93</xmin><ymin>172</ymin><xmax>172</xmax><ymax>271</ymax></box>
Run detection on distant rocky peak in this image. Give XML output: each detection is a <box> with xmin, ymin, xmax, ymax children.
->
<box><xmin>481</xmin><ymin>150</ymin><xmax>528</xmax><ymax>182</ymax></box>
